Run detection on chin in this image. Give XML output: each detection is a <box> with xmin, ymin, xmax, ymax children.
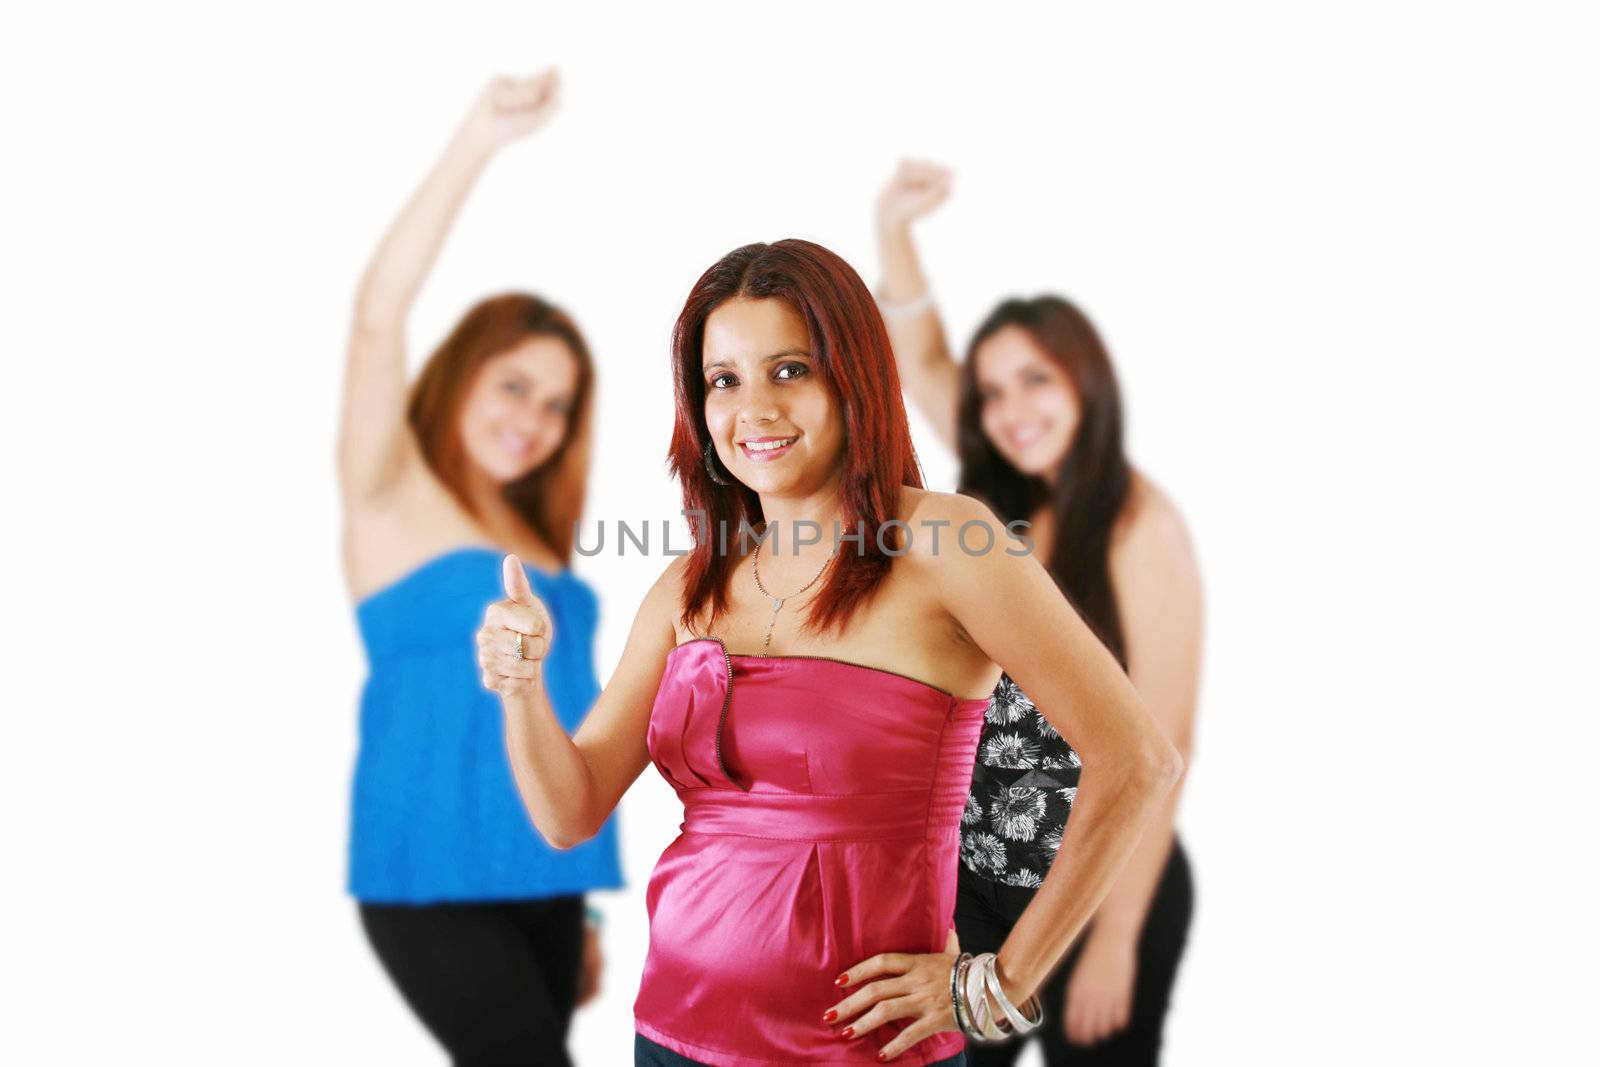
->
<box><xmin>468</xmin><ymin>452</ymin><xmax>538</xmax><ymax>485</ymax></box>
<box><xmin>999</xmin><ymin>449</ymin><xmax>1055</xmax><ymax>479</ymax></box>
<box><xmin>730</xmin><ymin>466</ymin><xmax>805</xmax><ymax>497</ymax></box>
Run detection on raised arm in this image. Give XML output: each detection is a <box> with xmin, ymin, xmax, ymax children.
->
<box><xmin>934</xmin><ymin>495</ymin><xmax>1183</xmax><ymax>1007</ymax></box>
<box><xmin>1063</xmin><ymin>486</ymin><xmax>1203</xmax><ymax>1045</ymax></box>
<box><xmin>338</xmin><ymin>71</ymin><xmax>560</xmax><ymax>504</ymax></box>
<box><xmin>476</xmin><ymin>555</ymin><xmax>677</xmax><ymax>849</ymax></box>
<box><xmin>875</xmin><ymin>159</ymin><xmax>962</xmax><ymax>449</ymax></box>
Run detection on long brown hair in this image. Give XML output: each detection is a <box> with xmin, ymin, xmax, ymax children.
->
<box><xmin>668</xmin><ymin>240</ymin><xmax>923</xmax><ymax>633</ymax></box>
<box><xmin>956</xmin><ymin>296</ymin><xmax>1131</xmax><ymax>666</ymax></box>
<box><xmin>407</xmin><ymin>292</ymin><xmax>593</xmax><ymax>561</ymax></box>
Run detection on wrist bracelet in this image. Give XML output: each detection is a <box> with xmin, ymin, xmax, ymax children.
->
<box><xmin>949</xmin><ymin>952</ymin><xmax>973</xmax><ymax>1034</ymax></box>
<box><xmin>956</xmin><ymin>952</ymin><xmax>1043</xmax><ymax>1043</ymax></box>
<box><xmin>963</xmin><ymin>953</ymin><xmax>1006</xmax><ymax>1042</ymax></box>
<box><xmin>876</xmin><ymin>289</ymin><xmax>936</xmax><ymax>321</ymax></box>
<box><xmin>980</xmin><ymin>954</ymin><xmax>1042</xmax><ymax>1038</ymax></box>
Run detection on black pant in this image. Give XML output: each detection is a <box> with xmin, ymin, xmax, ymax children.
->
<box><xmin>359</xmin><ymin>896</ymin><xmax>585</xmax><ymax>1067</ymax></box>
<box><xmin>954</xmin><ymin>841</ymin><xmax>1192</xmax><ymax>1067</ymax></box>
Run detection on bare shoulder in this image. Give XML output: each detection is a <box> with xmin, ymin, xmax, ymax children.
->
<box><xmin>899</xmin><ymin>487</ymin><xmax>1005</xmax><ymax>555</ymax></box>
<box><xmin>601</xmin><ymin>555</ymin><xmax>688</xmax><ymax>650</ymax></box>
<box><xmin>894</xmin><ymin>486</ymin><xmax>1028</xmax><ymax>589</ymax></box>
<box><xmin>643</xmin><ymin>554</ymin><xmax>692</xmax><ymax>617</ymax></box>
<box><xmin>1112</xmin><ymin>471</ymin><xmax>1200</xmax><ymax>582</ymax></box>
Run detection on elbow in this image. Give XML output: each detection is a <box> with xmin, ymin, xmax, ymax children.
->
<box><xmin>539</xmin><ymin>813</ymin><xmax>601</xmax><ymax>852</ymax></box>
<box><xmin>350</xmin><ymin>285</ymin><xmax>405</xmax><ymax>337</ymax></box>
<box><xmin>1140</xmin><ymin>736</ymin><xmax>1185</xmax><ymax>798</ymax></box>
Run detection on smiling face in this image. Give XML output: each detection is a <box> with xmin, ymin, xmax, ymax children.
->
<box><xmin>701</xmin><ymin>297</ymin><xmax>845</xmax><ymax>499</ymax></box>
<box><xmin>974</xmin><ymin>324</ymin><xmax>1081</xmax><ymax>479</ymax></box>
<box><xmin>456</xmin><ymin>335</ymin><xmax>580</xmax><ymax>484</ymax></box>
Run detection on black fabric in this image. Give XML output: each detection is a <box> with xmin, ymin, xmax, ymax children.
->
<box><xmin>633</xmin><ymin>1033</ymin><xmax>968</xmax><ymax>1065</ymax></box>
<box><xmin>954</xmin><ymin>841</ymin><xmax>1192</xmax><ymax>1067</ymax></box>
<box><xmin>961</xmin><ymin>676</ymin><xmax>1083</xmax><ymax>887</ymax></box>
<box><xmin>359</xmin><ymin>895</ymin><xmax>585</xmax><ymax>1067</ymax></box>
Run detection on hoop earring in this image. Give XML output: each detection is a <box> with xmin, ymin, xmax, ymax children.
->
<box><xmin>703</xmin><ymin>440</ymin><xmax>731</xmax><ymax>486</ymax></box>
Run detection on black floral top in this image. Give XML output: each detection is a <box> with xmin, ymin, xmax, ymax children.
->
<box><xmin>959</xmin><ymin>674</ymin><xmax>1081</xmax><ymax>888</ymax></box>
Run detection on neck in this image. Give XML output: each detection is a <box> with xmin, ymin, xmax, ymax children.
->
<box><xmin>755</xmin><ymin>477</ymin><xmax>844</xmax><ymax>564</ymax></box>
<box><xmin>462</xmin><ymin>464</ymin><xmax>536</xmax><ymax>547</ymax></box>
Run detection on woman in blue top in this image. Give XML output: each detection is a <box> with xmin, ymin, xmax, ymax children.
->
<box><xmin>338</xmin><ymin>69</ymin><xmax>621</xmax><ymax>1067</ymax></box>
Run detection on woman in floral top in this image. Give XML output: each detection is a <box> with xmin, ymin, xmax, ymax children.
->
<box><xmin>875</xmin><ymin>161</ymin><xmax>1204</xmax><ymax>1066</ymax></box>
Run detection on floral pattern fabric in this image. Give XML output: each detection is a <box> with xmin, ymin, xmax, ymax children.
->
<box><xmin>959</xmin><ymin>674</ymin><xmax>1082</xmax><ymax>888</ymax></box>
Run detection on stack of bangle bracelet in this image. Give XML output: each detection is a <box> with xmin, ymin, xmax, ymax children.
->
<box><xmin>949</xmin><ymin>952</ymin><xmax>1043</xmax><ymax>1043</ymax></box>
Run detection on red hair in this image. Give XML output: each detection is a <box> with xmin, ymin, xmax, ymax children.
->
<box><xmin>407</xmin><ymin>292</ymin><xmax>593</xmax><ymax>560</ymax></box>
<box><xmin>667</xmin><ymin>239</ymin><xmax>922</xmax><ymax>633</ymax></box>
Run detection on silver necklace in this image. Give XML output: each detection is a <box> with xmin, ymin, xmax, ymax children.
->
<box><xmin>751</xmin><ymin>540</ymin><xmax>833</xmax><ymax>656</ymax></box>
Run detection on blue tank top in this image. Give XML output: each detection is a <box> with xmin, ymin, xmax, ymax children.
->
<box><xmin>348</xmin><ymin>547</ymin><xmax>624</xmax><ymax>903</ymax></box>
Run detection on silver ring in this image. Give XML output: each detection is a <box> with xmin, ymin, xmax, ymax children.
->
<box><xmin>512</xmin><ymin>633</ymin><xmax>525</xmax><ymax>660</ymax></box>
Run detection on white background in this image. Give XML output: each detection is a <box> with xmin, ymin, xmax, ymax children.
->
<box><xmin>4</xmin><ymin>2</ymin><xmax>1598</xmax><ymax>1063</ymax></box>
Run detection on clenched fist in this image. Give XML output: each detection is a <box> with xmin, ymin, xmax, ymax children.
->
<box><xmin>476</xmin><ymin>555</ymin><xmax>556</xmax><ymax>696</ymax></box>
<box><xmin>459</xmin><ymin>69</ymin><xmax>562</xmax><ymax>154</ymax></box>
<box><xmin>876</xmin><ymin>158</ymin><xmax>953</xmax><ymax>231</ymax></box>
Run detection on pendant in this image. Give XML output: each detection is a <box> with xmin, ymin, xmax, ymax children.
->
<box><xmin>762</xmin><ymin>598</ymin><xmax>784</xmax><ymax>656</ymax></box>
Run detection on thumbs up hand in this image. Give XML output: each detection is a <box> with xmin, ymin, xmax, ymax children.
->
<box><xmin>476</xmin><ymin>555</ymin><xmax>556</xmax><ymax>695</ymax></box>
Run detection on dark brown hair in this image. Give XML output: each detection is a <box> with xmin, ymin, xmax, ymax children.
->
<box><xmin>956</xmin><ymin>296</ymin><xmax>1131</xmax><ymax>666</ymax></box>
<box><xmin>407</xmin><ymin>292</ymin><xmax>593</xmax><ymax>560</ymax></box>
<box><xmin>667</xmin><ymin>240</ymin><xmax>923</xmax><ymax>633</ymax></box>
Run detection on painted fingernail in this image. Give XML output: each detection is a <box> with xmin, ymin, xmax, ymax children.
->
<box><xmin>877</xmin><ymin>1055</ymin><xmax>889</xmax><ymax>1063</ymax></box>
<box><xmin>835</xmin><ymin>972</ymin><xmax>850</xmax><ymax>986</ymax></box>
<box><xmin>841</xmin><ymin>1026</ymin><xmax>855</xmax><ymax>1039</ymax></box>
<box><xmin>822</xmin><ymin>1009</ymin><xmax>838</xmax><ymax>1023</ymax></box>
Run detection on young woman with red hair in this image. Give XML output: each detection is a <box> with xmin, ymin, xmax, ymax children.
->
<box><xmin>873</xmin><ymin>160</ymin><xmax>1203</xmax><ymax>1066</ymax></box>
<box><xmin>476</xmin><ymin>239</ymin><xmax>1181</xmax><ymax>1066</ymax></box>
<box><xmin>339</xmin><ymin>71</ymin><xmax>620</xmax><ymax>1067</ymax></box>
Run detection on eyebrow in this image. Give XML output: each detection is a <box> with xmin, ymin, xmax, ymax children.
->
<box><xmin>702</xmin><ymin>348</ymin><xmax>813</xmax><ymax>372</ymax></box>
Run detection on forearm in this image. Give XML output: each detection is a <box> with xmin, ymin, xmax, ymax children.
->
<box><xmin>354</xmin><ymin>125</ymin><xmax>494</xmax><ymax>329</ymax></box>
<box><xmin>500</xmin><ymin>676</ymin><xmax>606</xmax><ymax>849</ymax></box>
<box><xmin>994</xmin><ymin>743</ymin><xmax>1180</xmax><ymax>1000</ymax></box>
<box><xmin>875</xmin><ymin>220</ymin><xmax>960</xmax><ymax>443</ymax></box>
<box><xmin>878</xmin><ymin>218</ymin><xmax>931</xmax><ymax>303</ymax></box>
<box><xmin>1084</xmin><ymin>769</ymin><xmax>1186</xmax><ymax>946</ymax></box>
<box><xmin>876</xmin><ymin>220</ymin><xmax>947</xmax><ymax>361</ymax></box>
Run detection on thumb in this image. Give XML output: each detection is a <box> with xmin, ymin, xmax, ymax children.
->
<box><xmin>502</xmin><ymin>554</ymin><xmax>536</xmax><ymax>604</ymax></box>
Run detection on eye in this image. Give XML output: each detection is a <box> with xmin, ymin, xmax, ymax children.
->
<box><xmin>546</xmin><ymin>398</ymin><xmax>572</xmax><ymax>416</ymax></box>
<box><xmin>502</xmin><ymin>378</ymin><xmax>528</xmax><ymax>396</ymax></box>
<box><xmin>708</xmin><ymin>372</ymin><xmax>738</xmax><ymax>390</ymax></box>
<box><xmin>1023</xmin><ymin>369</ymin><xmax>1053</xmax><ymax>387</ymax></box>
<box><xmin>773</xmin><ymin>361</ymin><xmax>809</xmax><ymax>382</ymax></box>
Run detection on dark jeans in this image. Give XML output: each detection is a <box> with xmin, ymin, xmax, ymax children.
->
<box><xmin>359</xmin><ymin>895</ymin><xmax>585</xmax><ymax>1067</ymax></box>
<box><xmin>954</xmin><ymin>841</ymin><xmax>1193</xmax><ymax>1067</ymax></box>
<box><xmin>635</xmin><ymin>1034</ymin><xmax>968</xmax><ymax>1066</ymax></box>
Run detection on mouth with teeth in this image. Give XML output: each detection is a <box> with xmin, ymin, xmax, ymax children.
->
<box><xmin>1005</xmin><ymin>424</ymin><xmax>1048</xmax><ymax>452</ymax></box>
<box><xmin>498</xmin><ymin>430</ymin><xmax>536</xmax><ymax>459</ymax></box>
<box><xmin>737</xmin><ymin>434</ymin><xmax>799</xmax><ymax>462</ymax></box>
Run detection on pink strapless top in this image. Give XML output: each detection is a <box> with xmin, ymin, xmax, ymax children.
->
<box><xmin>634</xmin><ymin>638</ymin><xmax>989</xmax><ymax>1066</ymax></box>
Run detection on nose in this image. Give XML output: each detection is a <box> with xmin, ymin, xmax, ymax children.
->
<box><xmin>737</xmin><ymin>376</ymin><xmax>782</xmax><ymax>428</ymax></box>
<box><xmin>506</xmin><ymin>397</ymin><xmax>552</xmax><ymax>438</ymax></box>
<box><xmin>989</xmin><ymin>386</ymin><xmax>1027</xmax><ymax>430</ymax></box>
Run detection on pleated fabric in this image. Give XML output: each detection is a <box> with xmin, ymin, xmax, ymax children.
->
<box><xmin>636</xmin><ymin>638</ymin><xmax>987</xmax><ymax>1066</ymax></box>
